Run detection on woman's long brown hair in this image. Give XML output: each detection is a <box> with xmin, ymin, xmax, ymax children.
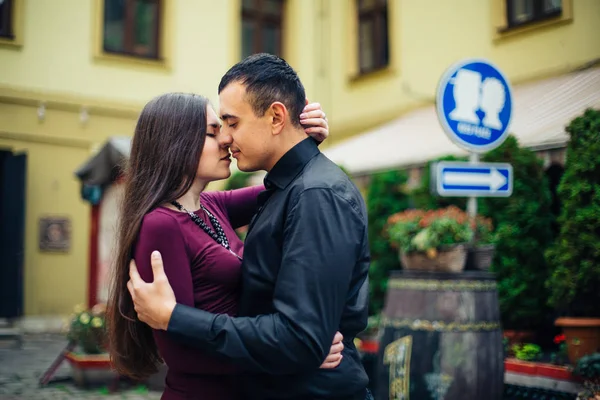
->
<box><xmin>107</xmin><ymin>93</ymin><xmax>210</xmax><ymax>379</ymax></box>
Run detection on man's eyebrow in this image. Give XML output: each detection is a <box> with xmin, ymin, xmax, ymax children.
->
<box><xmin>220</xmin><ymin>113</ymin><xmax>238</xmax><ymax>121</ymax></box>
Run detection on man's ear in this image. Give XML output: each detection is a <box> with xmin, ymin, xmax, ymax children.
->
<box><xmin>270</xmin><ymin>102</ymin><xmax>287</xmax><ymax>136</ymax></box>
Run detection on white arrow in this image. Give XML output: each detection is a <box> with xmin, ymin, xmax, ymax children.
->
<box><xmin>443</xmin><ymin>168</ymin><xmax>507</xmax><ymax>192</ymax></box>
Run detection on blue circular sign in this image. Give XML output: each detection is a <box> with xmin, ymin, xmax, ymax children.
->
<box><xmin>436</xmin><ymin>58</ymin><xmax>513</xmax><ymax>153</ymax></box>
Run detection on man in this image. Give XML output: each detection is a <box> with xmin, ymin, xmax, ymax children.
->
<box><xmin>128</xmin><ymin>54</ymin><xmax>372</xmax><ymax>400</ymax></box>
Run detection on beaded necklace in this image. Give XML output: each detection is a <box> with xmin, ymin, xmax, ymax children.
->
<box><xmin>171</xmin><ymin>201</ymin><xmax>243</xmax><ymax>261</ymax></box>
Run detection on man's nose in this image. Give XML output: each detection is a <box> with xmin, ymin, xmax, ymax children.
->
<box><xmin>218</xmin><ymin>131</ymin><xmax>233</xmax><ymax>148</ymax></box>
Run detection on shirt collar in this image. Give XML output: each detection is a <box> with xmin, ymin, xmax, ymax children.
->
<box><xmin>264</xmin><ymin>138</ymin><xmax>320</xmax><ymax>190</ymax></box>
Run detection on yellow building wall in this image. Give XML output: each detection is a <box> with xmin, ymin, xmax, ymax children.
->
<box><xmin>310</xmin><ymin>0</ymin><xmax>600</xmax><ymax>143</ymax></box>
<box><xmin>4</xmin><ymin>0</ymin><xmax>597</xmax><ymax>316</ymax></box>
<box><xmin>0</xmin><ymin>101</ymin><xmax>138</xmax><ymax>315</ymax></box>
<box><xmin>0</xmin><ymin>0</ymin><xmax>238</xmax><ymax>105</ymax></box>
<box><xmin>0</xmin><ymin>0</ymin><xmax>243</xmax><ymax>315</ymax></box>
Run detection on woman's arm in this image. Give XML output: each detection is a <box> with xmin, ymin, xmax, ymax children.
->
<box><xmin>204</xmin><ymin>185</ymin><xmax>265</xmax><ymax>229</ymax></box>
<box><xmin>135</xmin><ymin>211</ymin><xmax>235</xmax><ymax>374</ymax></box>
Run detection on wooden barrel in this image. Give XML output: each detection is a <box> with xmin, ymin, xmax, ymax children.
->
<box><xmin>375</xmin><ymin>270</ymin><xmax>504</xmax><ymax>400</ymax></box>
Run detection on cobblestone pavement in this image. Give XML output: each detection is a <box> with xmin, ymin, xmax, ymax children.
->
<box><xmin>0</xmin><ymin>334</ymin><xmax>161</xmax><ymax>399</ymax></box>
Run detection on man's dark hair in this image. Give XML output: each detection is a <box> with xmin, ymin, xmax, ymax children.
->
<box><xmin>218</xmin><ymin>53</ymin><xmax>306</xmax><ymax>128</ymax></box>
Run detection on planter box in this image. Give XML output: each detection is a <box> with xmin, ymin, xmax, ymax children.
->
<box><xmin>465</xmin><ymin>244</ymin><xmax>495</xmax><ymax>271</ymax></box>
<box><xmin>504</xmin><ymin>358</ymin><xmax>582</xmax><ymax>395</ymax></box>
<box><xmin>400</xmin><ymin>244</ymin><xmax>467</xmax><ymax>273</ymax></box>
<box><xmin>64</xmin><ymin>352</ymin><xmax>116</xmax><ymax>388</ymax></box>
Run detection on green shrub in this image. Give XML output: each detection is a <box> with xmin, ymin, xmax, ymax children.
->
<box><xmin>572</xmin><ymin>353</ymin><xmax>600</xmax><ymax>399</ymax></box>
<box><xmin>480</xmin><ymin>136</ymin><xmax>555</xmax><ymax>330</ymax></box>
<box><xmin>512</xmin><ymin>343</ymin><xmax>542</xmax><ymax>361</ymax></box>
<box><xmin>411</xmin><ymin>155</ymin><xmax>467</xmax><ymax>211</ymax></box>
<box><xmin>366</xmin><ymin>170</ymin><xmax>410</xmax><ymax>315</ymax></box>
<box><xmin>545</xmin><ymin>108</ymin><xmax>600</xmax><ymax>317</ymax></box>
<box><xmin>410</xmin><ymin>136</ymin><xmax>554</xmax><ymax>330</ymax></box>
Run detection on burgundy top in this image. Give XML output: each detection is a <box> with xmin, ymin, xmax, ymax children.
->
<box><xmin>134</xmin><ymin>186</ymin><xmax>263</xmax><ymax>400</ymax></box>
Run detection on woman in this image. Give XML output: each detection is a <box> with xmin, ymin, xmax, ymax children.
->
<box><xmin>107</xmin><ymin>93</ymin><xmax>338</xmax><ymax>399</ymax></box>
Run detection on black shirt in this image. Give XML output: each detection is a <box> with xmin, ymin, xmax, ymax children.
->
<box><xmin>168</xmin><ymin>138</ymin><xmax>371</xmax><ymax>399</ymax></box>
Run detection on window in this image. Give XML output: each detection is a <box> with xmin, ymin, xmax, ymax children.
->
<box><xmin>506</xmin><ymin>0</ymin><xmax>562</xmax><ymax>28</ymax></box>
<box><xmin>357</xmin><ymin>0</ymin><xmax>389</xmax><ymax>74</ymax></box>
<box><xmin>0</xmin><ymin>0</ymin><xmax>14</xmax><ymax>40</ymax></box>
<box><xmin>241</xmin><ymin>0</ymin><xmax>284</xmax><ymax>59</ymax></box>
<box><xmin>103</xmin><ymin>0</ymin><xmax>161</xmax><ymax>59</ymax></box>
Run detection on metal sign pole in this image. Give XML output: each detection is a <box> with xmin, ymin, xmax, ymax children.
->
<box><xmin>467</xmin><ymin>152</ymin><xmax>479</xmax><ymax>219</ymax></box>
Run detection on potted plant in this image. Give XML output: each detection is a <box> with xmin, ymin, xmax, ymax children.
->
<box><xmin>64</xmin><ymin>303</ymin><xmax>113</xmax><ymax>386</ymax></box>
<box><xmin>572</xmin><ymin>353</ymin><xmax>600</xmax><ymax>400</ymax></box>
<box><xmin>545</xmin><ymin>109</ymin><xmax>600</xmax><ymax>364</ymax></box>
<box><xmin>466</xmin><ymin>215</ymin><xmax>496</xmax><ymax>271</ymax></box>
<box><xmin>551</xmin><ymin>334</ymin><xmax>570</xmax><ymax>366</ymax></box>
<box><xmin>386</xmin><ymin>206</ymin><xmax>473</xmax><ymax>273</ymax></box>
<box><xmin>511</xmin><ymin>343</ymin><xmax>542</xmax><ymax>362</ymax></box>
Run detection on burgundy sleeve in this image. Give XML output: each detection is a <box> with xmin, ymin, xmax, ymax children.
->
<box><xmin>135</xmin><ymin>212</ymin><xmax>193</xmax><ymax>306</ymax></box>
<box><xmin>135</xmin><ymin>211</ymin><xmax>234</xmax><ymax>374</ymax></box>
<box><xmin>203</xmin><ymin>185</ymin><xmax>265</xmax><ymax>229</ymax></box>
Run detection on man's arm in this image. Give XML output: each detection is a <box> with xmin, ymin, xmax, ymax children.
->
<box><xmin>167</xmin><ymin>188</ymin><xmax>364</xmax><ymax>374</ymax></box>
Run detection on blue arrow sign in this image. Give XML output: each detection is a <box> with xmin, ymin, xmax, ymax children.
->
<box><xmin>436</xmin><ymin>58</ymin><xmax>513</xmax><ymax>153</ymax></box>
<box><xmin>435</xmin><ymin>162</ymin><xmax>513</xmax><ymax>197</ymax></box>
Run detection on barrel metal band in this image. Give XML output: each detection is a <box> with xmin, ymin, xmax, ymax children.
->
<box><xmin>387</xmin><ymin>279</ymin><xmax>497</xmax><ymax>292</ymax></box>
<box><xmin>382</xmin><ymin>317</ymin><xmax>501</xmax><ymax>332</ymax></box>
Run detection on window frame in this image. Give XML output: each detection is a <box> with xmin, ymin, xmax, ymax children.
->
<box><xmin>0</xmin><ymin>0</ymin><xmax>23</xmax><ymax>48</ymax></box>
<box><xmin>492</xmin><ymin>0</ymin><xmax>573</xmax><ymax>39</ymax></box>
<box><xmin>0</xmin><ymin>0</ymin><xmax>14</xmax><ymax>39</ymax></box>
<box><xmin>505</xmin><ymin>0</ymin><xmax>563</xmax><ymax>29</ymax></box>
<box><xmin>102</xmin><ymin>0</ymin><xmax>162</xmax><ymax>60</ymax></box>
<box><xmin>356</xmin><ymin>0</ymin><xmax>390</xmax><ymax>76</ymax></box>
<box><xmin>241</xmin><ymin>0</ymin><xmax>285</xmax><ymax>59</ymax></box>
<box><xmin>94</xmin><ymin>0</ymin><xmax>171</xmax><ymax>69</ymax></box>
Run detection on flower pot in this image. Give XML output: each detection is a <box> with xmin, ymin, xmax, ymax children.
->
<box><xmin>399</xmin><ymin>244</ymin><xmax>467</xmax><ymax>273</ymax></box>
<box><xmin>555</xmin><ymin>317</ymin><xmax>600</xmax><ymax>364</ymax></box>
<box><xmin>465</xmin><ymin>244</ymin><xmax>496</xmax><ymax>271</ymax></box>
<box><xmin>64</xmin><ymin>351</ymin><xmax>116</xmax><ymax>387</ymax></box>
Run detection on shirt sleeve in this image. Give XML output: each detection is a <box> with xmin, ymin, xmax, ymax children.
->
<box><xmin>203</xmin><ymin>185</ymin><xmax>265</xmax><ymax>229</ymax></box>
<box><xmin>166</xmin><ymin>188</ymin><xmax>365</xmax><ymax>374</ymax></box>
<box><xmin>135</xmin><ymin>211</ymin><xmax>235</xmax><ymax>375</ymax></box>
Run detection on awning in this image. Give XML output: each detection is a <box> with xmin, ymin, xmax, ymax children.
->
<box><xmin>75</xmin><ymin>137</ymin><xmax>131</xmax><ymax>187</ymax></box>
<box><xmin>74</xmin><ymin>137</ymin><xmax>131</xmax><ymax>204</ymax></box>
<box><xmin>323</xmin><ymin>66</ymin><xmax>600</xmax><ymax>176</ymax></box>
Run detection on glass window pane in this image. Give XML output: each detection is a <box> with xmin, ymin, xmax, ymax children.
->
<box><xmin>263</xmin><ymin>23</ymin><xmax>280</xmax><ymax>55</ymax></box>
<box><xmin>103</xmin><ymin>0</ymin><xmax>125</xmax><ymax>53</ymax></box>
<box><xmin>242</xmin><ymin>0</ymin><xmax>255</xmax><ymax>11</ymax></box>
<box><xmin>359</xmin><ymin>18</ymin><xmax>374</xmax><ymax>72</ymax></box>
<box><xmin>510</xmin><ymin>0</ymin><xmax>534</xmax><ymax>23</ymax></box>
<box><xmin>543</xmin><ymin>0</ymin><xmax>562</xmax><ymax>13</ymax></box>
<box><xmin>264</xmin><ymin>0</ymin><xmax>282</xmax><ymax>16</ymax></box>
<box><xmin>0</xmin><ymin>0</ymin><xmax>11</xmax><ymax>38</ymax></box>
<box><xmin>242</xmin><ymin>19</ymin><xmax>255</xmax><ymax>59</ymax></box>
<box><xmin>380</xmin><ymin>11</ymin><xmax>389</xmax><ymax>67</ymax></box>
<box><xmin>133</xmin><ymin>0</ymin><xmax>159</xmax><ymax>57</ymax></box>
<box><xmin>358</xmin><ymin>0</ymin><xmax>376</xmax><ymax>11</ymax></box>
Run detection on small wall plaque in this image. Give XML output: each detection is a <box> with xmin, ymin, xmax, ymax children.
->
<box><xmin>39</xmin><ymin>216</ymin><xmax>71</xmax><ymax>252</ymax></box>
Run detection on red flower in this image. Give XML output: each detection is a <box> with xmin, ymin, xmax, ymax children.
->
<box><xmin>554</xmin><ymin>334</ymin><xmax>566</xmax><ymax>344</ymax></box>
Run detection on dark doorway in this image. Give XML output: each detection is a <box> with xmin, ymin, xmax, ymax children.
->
<box><xmin>0</xmin><ymin>149</ymin><xmax>27</xmax><ymax>319</ymax></box>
